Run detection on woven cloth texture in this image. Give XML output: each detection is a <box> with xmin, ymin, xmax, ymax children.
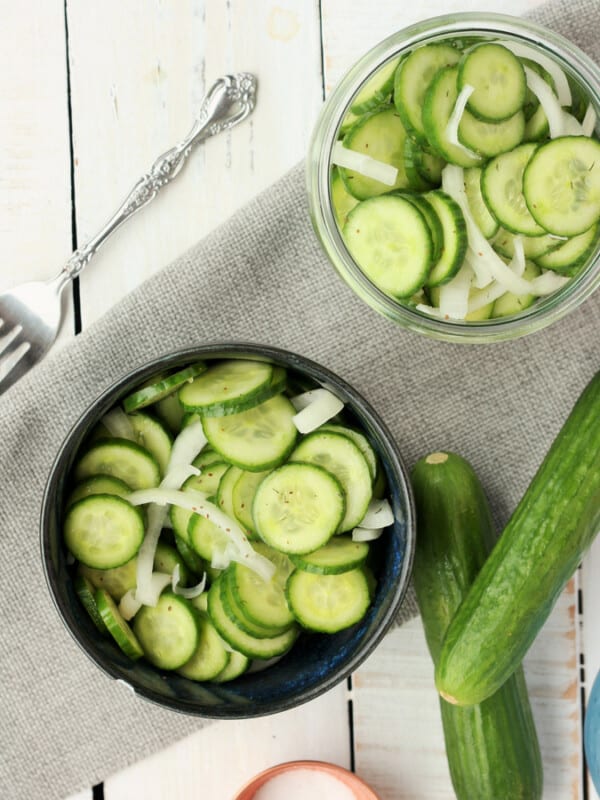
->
<box><xmin>0</xmin><ymin>1</ymin><xmax>598</xmax><ymax>797</ymax></box>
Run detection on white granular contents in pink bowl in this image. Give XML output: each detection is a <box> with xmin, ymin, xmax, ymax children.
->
<box><xmin>253</xmin><ymin>768</ymin><xmax>357</xmax><ymax>799</ymax></box>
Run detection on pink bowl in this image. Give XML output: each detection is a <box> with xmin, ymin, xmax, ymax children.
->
<box><xmin>234</xmin><ymin>760</ymin><xmax>381</xmax><ymax>799</ymax></box>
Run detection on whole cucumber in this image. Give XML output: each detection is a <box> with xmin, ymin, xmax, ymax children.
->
<box><xmin>412</xmin><ymin>451</ymin><xmax>542</xmax><ymax>800</ymax></box>
<box><xmin>436</xmin><ymin>371</ymin><xmax>600</xmax><ymax>706</ymax></box>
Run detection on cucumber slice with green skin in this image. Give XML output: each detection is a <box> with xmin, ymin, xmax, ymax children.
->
<box><xmin>176</xmin><ymin>614</ymin><xmax>230</xmax><ymax>681</ymax></box>
<box><xmin>394</xmin><ymin>43</ymin><xmax>461</xmax><ymax>143</ymax></box>
<box><xmin>398</xmin><ymin>192</ymin><xmax>444</xmax><ymax>265</ymax></box>
<box><xmin>122</xmin><ymin>363</ymin><xmax>207</xmax><ymax>413</ymax></box>
<box><xmin>154</xmin><ymin>392</ymin><xmax>185</xmax><ymax>434</ymax></box>
<box><xmin>128</xmin><ymin>412</ymin><xmax>173</xmax><ymax>476</ymax></box>
<box><xmin>340</xmin><ymin>107</ymin><xmax>411</xmax><ymax>200</ymax></box>
<box><xmin>179</xmin><ymin>360</ymin><xmax>273</xmax><ymax>417</ymax></box>
<box><xmin>350</xmin><ymin>56</ymin><xmax>400</xmax><ymax>115</ymax></box>
<box><xmin>208</xmin><ymin>577</ymin><xmax>298</xmax><ymax>659</ymax></box>
<box><xmin>154</xmin><ymin>540</ymin><xmax>192</xmax><ymax>587</ymax></box>
<box><xmin>463</xmin><ymin>167</ymin><xmax>498</xmax><ymax>239</ymax></box>
<box><xmin>422</xmin><ymin>67</ymin><xmax>482</xmax><ymax>168</ymax></box>
<box><xmin>202</xmin><ymin>394</ymin><xmax>298</xmax><ymax>472</ymax></box>
<box><xmin>192</xmin><ymin>448</ymin><xmax>225</xmax><ymax>469</ymax></box>
<box><xmin>458</xmin><ymin>43</ymin><xmax>526</xmax><ymax>122</ymax></box>
<box><xmin>492</xmin><ymin>259</ymin><xmax>541</xmax><ymax>317</ymax></box>
<box><xmin>523</xmin><ymin>136</ymin><xmax>600</xmax><ymax>236</ymax></box>
<box><xmin>78</xmin><ymin>558</ymin><xmax>137</xmax><ymax>602</ymax></box>
<box><xmin>133</xmin><ymin>592</ymin><xmax>199</xmax><ymax>670</ymax></box>
<box><xmin>169</xmin><ymin>465</ymin><xmax>228</xmax><ymax>544</ymax></box>
<box><xmin>406</xmin><ymin>138</ymin><xmax>446</xmax><ymax>186</ymax></box>
<box><xmin>523</xmin><ymin>103</ymin><xmax>549</xmax><ymax>143</ymax></box>
<box><xmin>331</xmin><ymin>166</ymin><xmax>359</xmax><ymax>228</ymax></box>
<box><xmin>74</xmin><ymin>575</ymin><xmax>109</xmax><ymax>634</ymax></box>
<box><xmin>74</xmin><ymin>438</ymin><xmax>161</xmax><ymax>491</ymax></box>
<box><xmin>211</xmin><ymin>649</ymin><xmax>250</xmax><ymax>683</ymax></box>
<box><xmin>188</xmin><ymin>513</ymin><xmax>230</xmax><ymax>562</ymax></box>
<box><xmin>286</xmin><ymin>568</ymin><xmax>371</xmax><ymax>633</ymax></box>
<box><xmin>67</xmin><ymin>475</ymin><xmax>131</xmax><ymax>507</ymax></box>
<box><xmin>491</xmin><ymin>228</ymin><xmax>563</xmax><ymax>260</ymax></box>
<box><xmin>481</xmin><ymin>143</ymin><xmax>546</xmax><ymax>236</ymax></box>
<box><xmin>290</xmin><ymin>431</ymin><xmax>372</xmax><ymax>533</ymax></box>
<box><xmin>228</xmin><ymin>542</ymin><xmax>295</xmax><ymax>629</ymax></box>
<box><xmin>423</xmin><ymin>190</ymin><xmax>468</xmax><ymax>288</ymax></box>
<box><xmin>343</xmin><ymin>194</ymin><xmax>433</xmax><ymax>298</ymax></box>
<box><xmin>290</xmin><ymin>536</ymin><xmax>369</xmax><ymax>575</ymax></box>
<box><xmin>458</xmin><ymin>109</ymin><xmax>525</xmax><ymax>159</ymax></box>
<box><xmin>318</xmin><ymin>424</ymin><xmax>377</xmax><ymax>482</ymax></box>
<box><xmin>174</xmin><ymin>535</ymin><xmax>205</xmax><ymax>575</ymax></box>
<box><xmin>216</xmin><ymin>465</ymin><xmax>245</xmax><ymax>521</ymax></box>
<box><xmin>535</xmin><ymin>223</ymin><xmax>599</xmax><ymax>273</ymax></box>
<box><xmin>253</xmin><ymin>462</ymin><xmax>345</xmax><ymax>554</ymax></box>
<box><xmin>402</xmin><ymin>137</ymin><xmax>435</xmax><ymax>191</ymax></box>
<box><xmin>221</xmin><ymin>569</ymin><xmax>291</xmax><ymax>638</ymax></box>
<box><xmin>64</xmin><ymin>495</ymin><xmax>145</xmax><ymax>569</ymax></box>
<box><xmin>95</xmin><ymin>588</ymin><xmax>144</xmax><ymax>660</ymax></box>
<box><xmin>232</xmin><ymin>469</ymin><xmax>271</xmax><ymax>533</ymax></box>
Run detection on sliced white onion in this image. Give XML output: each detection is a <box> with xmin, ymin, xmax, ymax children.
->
<box><xmin>171</xmin><ymin>563</ymin><xmax>207</xmax><ymax>599</ymax></box>
<box><xmin>127</xmin><ymin>488</ymin><xmax>275</xmax><ymax>581</ymax></box>
<box><xmin>331</xmin><ymin>141</ymin><xmax>398</xmax><ymax>186</ymax></box>
<box><xmin>496</xmin><ymin>40</ymin><xmax>571</xmax><ymax>106</ymax></box>
<box><xmin>415</xmin><ymin>303</ymin><xmax>445</xmax><ymax>319</ymax></box>
<box><xmin>291</xmin><ymin>388</ymin><xmax>344</xmax><ymax>434</ymax></box>
<box><xmin>529</xmin><ymin>271</ymin><xmax>570</xmax><ymax>294</ymax></box>
<box><xmin>582</xmin><ymin>104</ymin><xmax>597</xmax><ymax>137</ymax></box>
<box><xmin>352</xmin><ymin>526</ymin><xmax>384</xmax><ymax>542</ymax></box>
<box><xmin>161</xmin><ymin>463</ymin><xmax>199</xmax><ymax>491</ymax></box>
<box><xmin>123</xmin><ymin>572</ymin><xmax>172</xmax><ymax>618</ymax></box>
<box><xmin>561</xmin><ymin>109</ymin><xmax>585</xmax><ymax>136</ymax></box>
<box><xmin>210</xmin><ymin>541</ymin><xmax>239</xmax><ymax>571</ymax></box>
<box><xmin>467</xmin><ymin>280</ymin><xmax>508</xmax><ymax>314</ymax></box>
<box><xmin>167</xmin><ymin>420</ymin><xmax>207</xmax><ymax>473</ymax></box>
<box><xmin>523</xmin><ymin>66</ymin><xmax>565</xmax><ymax>138</ymax></box>
<box><xmin>439</xmin><ymin>263</ymin><xmax>473</xmax><ymax>320</ymax></box>
<box><xmin>135</xmin><ymin>503</ymin><xmax>169</xmax><ymax>606</ymax></box>
<box><xmin>444</xmin><ymin>84</ymin><xmax>480</xmax><ymax>160</ymax></box>
<box><xmin>359</xmin><ymin>497</ymin><xmax>395</xmax><ymax>529</ymax></box>
<box><xmin>102</xmin><ymin>408</ymin><xmax>136</xmax><ymax>441</ymax></box>
<box><xmin>118</xmin><ymin>589</ymin><xmax>141</xmax><ymax>621</ymax></box>
<box><xmin>510</xmin><ymin>236</ymin><xmax>526</xmax><ymax>277</ymax></box>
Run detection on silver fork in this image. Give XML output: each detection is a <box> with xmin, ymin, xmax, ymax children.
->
<box><xmin>0</xmin><ymin>72</ymin><xmax>257</xmax><ymax>395</ymax></box>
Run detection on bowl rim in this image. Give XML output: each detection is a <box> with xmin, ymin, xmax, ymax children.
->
<box><xmin>40</xmin><ymin>341</ymin><xmax>415</xmax><ymax>718</ymax></box>
<box><xmin>306</xmin><ymin>11</ymin><xmax>600</xmax><ymax>343</ymax></box>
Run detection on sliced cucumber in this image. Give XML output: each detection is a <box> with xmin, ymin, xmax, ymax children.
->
<box><xmin>458</xmin><ymin>109</ymin><xmax>525</xmax><ymax>158</ymax></box>
<box><xmin>253</xmin><ymin>462</ymin><xmax>344</xmax><ymax>554</ymax></box>
<box><xmin>400</xmin><ymin>192</ymin><xmax>444</xmax><ymax>265</ymax></box>
<box><xmin>133</xmin><ymin>592</ymin><xmax>199</xmax><ymax>670</ymax></box>
<box><xmin>350</xmin><ymin>56</ymin><xmax>400</xmax><ymax>114</ymax></box>
<box><xmin>481</xmin><ymin>143</ymin><xmax>546</xmax><ymax>236</ymax></box>
<box><xmin>290</xmin><ymin>431</ymin><xmax>372</xmax><ymax>533</ymax></box>
<box><xmin>286</xmin><ymin>568</ymin><xmax>371</xmax><ymax>633</ymax></box>
<box><xmin>128</xmin><ymin>412</ymin><xmax>173</xmax><ymax>476</ymax></box>
<box><xmin>343</xmin><ymin>194</ymin><xmax>433</xmax><ymax>298</ymax></box>
<box><xmin>290</xmin><ymin>536</ymin><xmax>369</xmax><ymax>575</ymax></box>
<box><xmin>340</xmin><ymin>107</ymin><xmax>410</xmax><ymax>199</ymax></box>
<box><xmin>232</xmin><ymin>469</ymin><xmax>271</xmax><ymax>533</ymax></box>
<box><xmin>403</xmin><ymin>137</ymin><xmax>435</xmax><ymax>191</ymax></box>
<box><xmin>78</xmin><ymin>558</ymin><xmax>137</xmax><ymax>602</ymax></box>
<box><xmin>176</xmin><ymin>614</ymin><xmax>230</xmax><ymax>681</ymax></box>
<box><xmin>221</xmin><ymin>570</ymin><xmax>291</xmax><ymax>638</ymax></box>
<box><xmin>464</xmin><ymin>167</ymin><xmax>499</xmax><ymax>239</ymax></box>
<box><xmin>523</xmin><ymin>136</ymin><xmax>600</xmax><ymax>236</ymax></box>
<box><xmin>492</xmin><ymin>259</ymin><xmax>541</xmax><ymax>317</ymax></box>
<box><xmin>169</xmin><ymin>466</ymin><xmax>228</xmax><ymax>544</ymax></box>
<box><xmin>122</xmin><ymin>363</ymin><xmax>207</xmax><ymax>413</ymax></box>
<box><xmin>64</xmin><ymin>495</ymin><xmax>144</xmax><ymax>569</ymax></box>
<box><xmin>492</xmin><ymin>228</ymin><xmax>563</xmax><ymax>260</ymax></box>
<box><xmin>331</xmin><ymin>166</ymin><xmax>359</xmax><ymax>228</ymax></box>
<box><xmin>216</xmin><ymin>465</ymin><xmax>245</xmax><ymax>521</ymax></box>
<box><xmin>95</xmin><ymin>588</ymin><xmax>144</xmax><ymax>660</ymax></box>
<box><xmin>154</xmin><ymin>392</ymin><xmax>185</xmax><ymax>434</ymax></box>
<box><xmin>188</xmin><ymin>513</ymin><xmax>230</xmax><ymax>562</ymax></box>
<box><xmin>228</xmin><ymin>542</ymin><xmax>295</xmax><ymax>629</ymax></box>
<box><xmin>535</xmin><ymin>223</ymin><xmax>599</xmax><ymax>273</ymax></box>
<box><xmin>154</xmin><ymin>540</ymin><xmax>192</xmax><ymax>587</ymax></box>
<box><xmin>174</xmin><ymin>535</ymin><xmax>206</xmax><ymax>575</ymax></box>
<box><xmin>318</xmin><ymin>424</ymin><xmax>377</xmax><ymax>481</ymax></box>
<box><xmin>458</xmin><ymin>44</ymin><xmax>526</xmax><ymax>122</ymax></box>
<box><xmin>211</xmin><ymin>650</ymin><xmax>250</xmax><ymax>682</ymax></box>
<box><xmin>424</xmin><ymin>190</ymin><xmax>468</xmax><ymax>287</ymax></box>
<box><xmin>74</xmin><ymin>574</ymin><xmax>109</xmax><ymax>634</ymax></box>
<box><xmin>394</xmin><ymin>43</ymin><xmax>461</xmax><ymax>142</ymax></box>
<box><xmin>67</xmin><ymin>475</ymin><xmax>131</xmax><ymax>507</ymax></box>
<box><xmin>178</xmin><ymin>360</ymin><xmax>273</xmax><ymax>416</ymax></box>
<box><xmin>74</xmin><ymin>438</ymin><xmax>161</xmax><ymax>491</ymax></box>
<box><xmin>202</xmin><ymin>394</ymin><xmax>298</xmax><ymax>472</ymax></box>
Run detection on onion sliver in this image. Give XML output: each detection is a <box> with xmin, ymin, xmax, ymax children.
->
<box><xmin>331</xmin><ymin>141</ymin><xmax>398</xmax><ymax>186</ymax></box>
<box><xmin>359</xmin><ymin>498</ymin><xmax>395</xmax><ymax>529</ymax></box>
<box><xmin>127</xmin><ymin>488</ymin><xmax>275</xmax><ymax>581</ymax></box>
<box><xmin>135</xmin><ymin>504</ymin><xmax>168</xmax><ymax>605</ymax></box>
<box><xmin>528</xmin><ymin>272</ymin><xmax>570</xmax><ymax>295</ymax></box>
<box><xmin>561</xmin><ymin>110</ymin><xmax>584</xmax><ymax>136</ymax></box>
<box><xmin>496</xmin><ymin>40</ymin><xmax>571</xmax><ymax>106</ymax></box>
<box><xmin>415</xmin><ymin>303</ymin><xmax>445</xmax><ymax>318</ymax></box>
<box><xmin>467</xmin><ymin>280</ymin><xmax>508</xmax><ymax>314</ymax></box>
<box><xmin>167</xmin><ymin>420</ymin><xmax>207</xmax><ymax>472</ymax></box>
<box><xmin>101</xmin><ymin>408</ymin><xmax>136</xmax><ymax>441</ymax></box>
<box><xmin>161</xmin><ymin>463</ymin><xmax>199</xmax><ymax>491</ymax></box>
<box><xmin>523</xmin><ymin>66</ymin><xmax>565</xmax><ymax>138</ymax></box>
<box><xmin>291</xmin><ymin>388</ymin><xmax>344</xmax><ymax>433</ymax></box>
<box><xmin>352</xmin><ymin>526</ymin><xmax>384</xmax><ymax>542</ymax></box>
<box><xmin>171</xmin><ymin>564</ymin><xmax>206</xmax><ymax>599</ymax></box>
<box><xmin>510</xmin><ymin>236</ymin><xmax>526</xmax><ymax>277</ymax></box>
<box><xmin>582</xmin><ymin>104</ymin><xmax>597</xmax><ymax>137</ymax></box>
<box><xmin>444</xmin><ymin>84</ymin><xmax>480</xmax><ymax>160</ymax></box>
<box><xmin>439</xmin><ymin>264</ymin><xmax>473</xmax><ymax>320</ymax></box>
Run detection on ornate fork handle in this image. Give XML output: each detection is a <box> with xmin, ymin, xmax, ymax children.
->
<box><xmin>64</xmin><ymin>72</ymin><xmax>257</xmax><ymax>280</ymax></box>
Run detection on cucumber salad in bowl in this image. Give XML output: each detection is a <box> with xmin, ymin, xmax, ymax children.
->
<box><xmin>62</xmin><ymin>356</ymin><xmax>397</xmax><ymax>685</ymax></box>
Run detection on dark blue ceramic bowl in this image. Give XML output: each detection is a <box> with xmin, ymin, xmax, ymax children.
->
<box><xmin>41</xmin><ymin>343</ymin><xmax>415</xmax><ymax>718</ymax></box>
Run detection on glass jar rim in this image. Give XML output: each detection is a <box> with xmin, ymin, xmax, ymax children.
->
<box><xmin>306</xmin><ymin>12</ymin><xmax>600</xmax><ymax>343</ymax></box>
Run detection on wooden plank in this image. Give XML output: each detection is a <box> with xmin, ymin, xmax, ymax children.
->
<box><xmin>66</xmin><ymin>0</ymin><xmax>324</xmax><ymax>326</ymax></box>
<box><xmin>352</xmin><ymin>580</ymin><xmax>583</xmax><ymax>799</ymax></box>
<box><xmin>104</xmin><ymin>684</ymin><xmax>351</xmax><ymax>799</ymax></box>
<box><xmin>0</xmin><ymin>0</ymin><xmax>73</xmax><ymax>343</ymax></box>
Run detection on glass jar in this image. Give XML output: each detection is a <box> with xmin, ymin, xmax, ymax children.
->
<box><xmin>306</xmin><ymin>12</ymin><xmax>600</xmax><ymax>343</ymax></box>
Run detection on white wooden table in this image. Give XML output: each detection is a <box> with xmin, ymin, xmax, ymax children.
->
<box><xmin>2</xmin><ymin>2</ymin><xmax>598</xmax><ymax>798</ymax></box>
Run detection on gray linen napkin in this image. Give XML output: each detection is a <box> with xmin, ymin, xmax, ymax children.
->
<box><xmin>1</xmin><ymin>2</ymin><xmax>598</xmax><ymax>798</ymax></box>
